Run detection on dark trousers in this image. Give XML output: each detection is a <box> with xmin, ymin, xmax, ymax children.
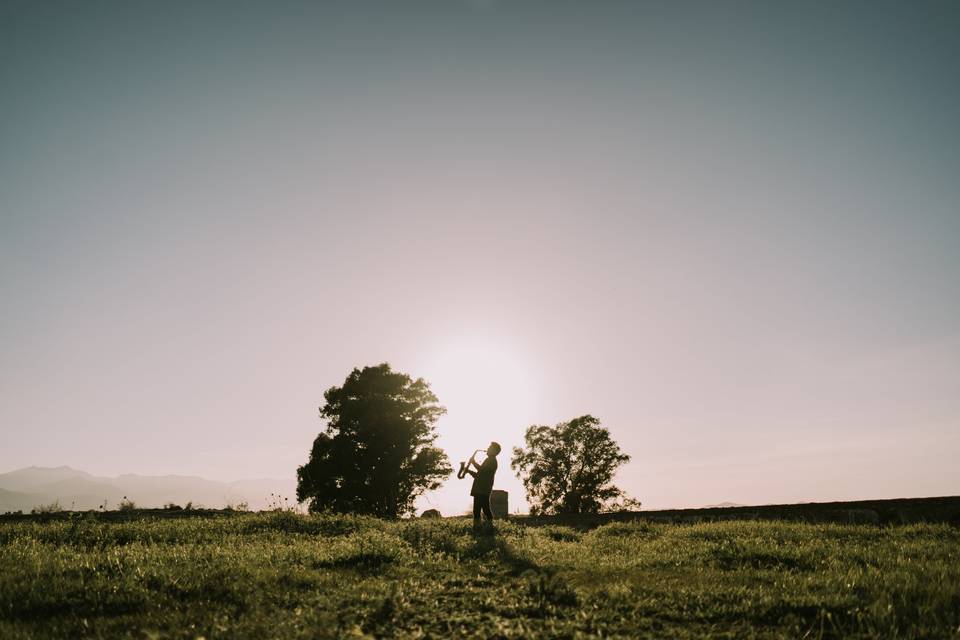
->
<box><xmin>473</xmin><ymin>494</ymin><xmax>493</xmax><ymax>523</ymax></box>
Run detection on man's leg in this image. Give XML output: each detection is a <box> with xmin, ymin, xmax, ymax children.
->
<box><xmin>473</xmin><ymin>496</ymin><xmax>482</xmax><ymax>529</ymax></box>
<box><xmin>481</xmin><ymin>495</ymin><xmax>494</xmax><ymax>527</ymax></box>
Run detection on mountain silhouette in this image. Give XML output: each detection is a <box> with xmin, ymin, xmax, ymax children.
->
<box><xmin>0</xmin><ymin>466</ymin><xmax>296</xmax><ymax>512</ymax></box>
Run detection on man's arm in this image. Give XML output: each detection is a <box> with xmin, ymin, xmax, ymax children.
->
<box><xmin>470</xmin><ymin>457</ymin><xmax>494</xmax><ymax>478</ymax></box>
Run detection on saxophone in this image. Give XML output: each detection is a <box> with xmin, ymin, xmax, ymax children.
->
<box><xmin>457</xmin><ymin>449</ymin><xmax>485</xmax><ymax>479</ymax></box>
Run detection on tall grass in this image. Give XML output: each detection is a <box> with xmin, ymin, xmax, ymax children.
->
<box><xmin>0</xmin><ymin>513</ymin><xmax>957</xmax><ymax>639</ymax></box>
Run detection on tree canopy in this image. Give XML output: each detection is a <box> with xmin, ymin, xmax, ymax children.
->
<box><xmin>296</xmin><ymin>363</ymin><xmax>451</xmax><ymax>518</ymax></box>
<box><xmin>511</xmin><ymin>415</ymin><xmax>633</xmax><ymax>515</ymax></box>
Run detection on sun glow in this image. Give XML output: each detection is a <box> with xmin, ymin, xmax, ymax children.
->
<box><xmin>422</xmin><ymin>337</ymin><xmax>539</xmax><ymax>449</ymax></box>
<box><xmin>416</xmin><ymin>335</ymin><xmax>541</xmax><ymax>512</ymax></box>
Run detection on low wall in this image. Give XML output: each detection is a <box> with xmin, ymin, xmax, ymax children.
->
<box><xmin>516</xmin><ymin>495</ymin><xmax>960</xmax><ymax>528</ymax></box>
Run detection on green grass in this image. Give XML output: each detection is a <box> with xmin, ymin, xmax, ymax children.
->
<box><xmin>1</xmin><ymin>513</ymin><xmax>958</xmax><ymax>639</ymax></box>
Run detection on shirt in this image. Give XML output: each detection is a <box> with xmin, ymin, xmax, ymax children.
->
<box><xmin>470</xmin><ymin>456</ymin><xmax>498</xmax><ymax>497</ymax></box>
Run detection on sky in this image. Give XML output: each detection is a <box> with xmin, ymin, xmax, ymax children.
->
<box><xmin>1</xmin><ymin>0</ymin><xmax>959</xmax><ymax>514</ymax></box>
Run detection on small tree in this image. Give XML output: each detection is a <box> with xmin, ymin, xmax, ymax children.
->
<box><xmin>512</xmin><ymin>415</ymin><xmax>632</xmax><ymax>515</ymax></box>
<box><xmin>297</xmin><ymin>363</ymin><xmax>451</xmax><ymax>518</ymax></box>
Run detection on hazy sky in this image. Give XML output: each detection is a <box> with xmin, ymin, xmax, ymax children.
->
<box><xmin>2</xmin><ymin>0</ymin><xmax>958</xmax><ymax>513</ymax></box>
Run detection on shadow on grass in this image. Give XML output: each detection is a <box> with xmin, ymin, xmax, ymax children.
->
<box><xmin>311</xmin><ymin>550</ymin><xmax>397</xmax><ymax>574</ymax></box>
<box><xmin>5</xmin><ymin>596</ymin><xmax>146</xmax><ymax>622</ymax></box>
<box><xmin>463</xmin><ymin>529</ymin><xmax>580</xmax><ymax>612</ymax></box>
<box><xmin>464</xmin><ymin>529</ymin><xmax>538</xmax><ymax>576</ymax></box>
<box><xmin>710</xmin><ymin>541</ymin><xmax>813</xmax><ymax>572</ymax></box>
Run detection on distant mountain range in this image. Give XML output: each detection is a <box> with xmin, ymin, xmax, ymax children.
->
<box><xmin>703</xmin><ymin>502</ymin><xmax>747</xmax><ymax>509</ymax></box>
<box><xmin>0</xmin><ymin>466</ymin><xmax>297</xmax><ymax>513</ymax></box>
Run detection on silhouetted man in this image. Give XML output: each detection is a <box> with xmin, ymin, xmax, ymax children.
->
<box><xmin>465</xmin><ymin>441</ymin><xmax>500</xmax><ymax>531</ymax></box>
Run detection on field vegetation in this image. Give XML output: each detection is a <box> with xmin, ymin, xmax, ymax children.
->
<box><xmin>1</xmin><ymin>513</ymin><xmax>958</xmax><ymax>639</ymax></box>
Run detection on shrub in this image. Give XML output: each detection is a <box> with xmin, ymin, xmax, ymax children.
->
<box><xmin>31</xmin><ymin>500</ymin><xmax>62</xmax><ymax>515</ymax></box>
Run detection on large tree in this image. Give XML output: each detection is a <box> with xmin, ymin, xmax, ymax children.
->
<box><xmin>296</xmin><ymin>363</ymin><xmax>451</xmax><ymax>518</ymax></box>
<box><xmin>512</xmin><ymin>415</ymin><xmax>633</xmax><ymax>515</ymax></box>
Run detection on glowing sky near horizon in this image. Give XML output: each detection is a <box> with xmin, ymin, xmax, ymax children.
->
<box><xmin>2</xmin><ymin>0</ymin><xmax>959</xmax><ymax>514</ymax></box>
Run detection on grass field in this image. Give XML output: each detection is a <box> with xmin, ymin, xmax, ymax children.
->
<box><xmin>1</xmin><ymin>512</ymin><xmax>958</xmax><ymax>639</ymax></box>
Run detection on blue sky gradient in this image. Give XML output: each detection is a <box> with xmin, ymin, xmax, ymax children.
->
<box><xmin>2</xmin><ymin>1</ymin><xmax>958</xmax><ymax>512</ymax></box>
